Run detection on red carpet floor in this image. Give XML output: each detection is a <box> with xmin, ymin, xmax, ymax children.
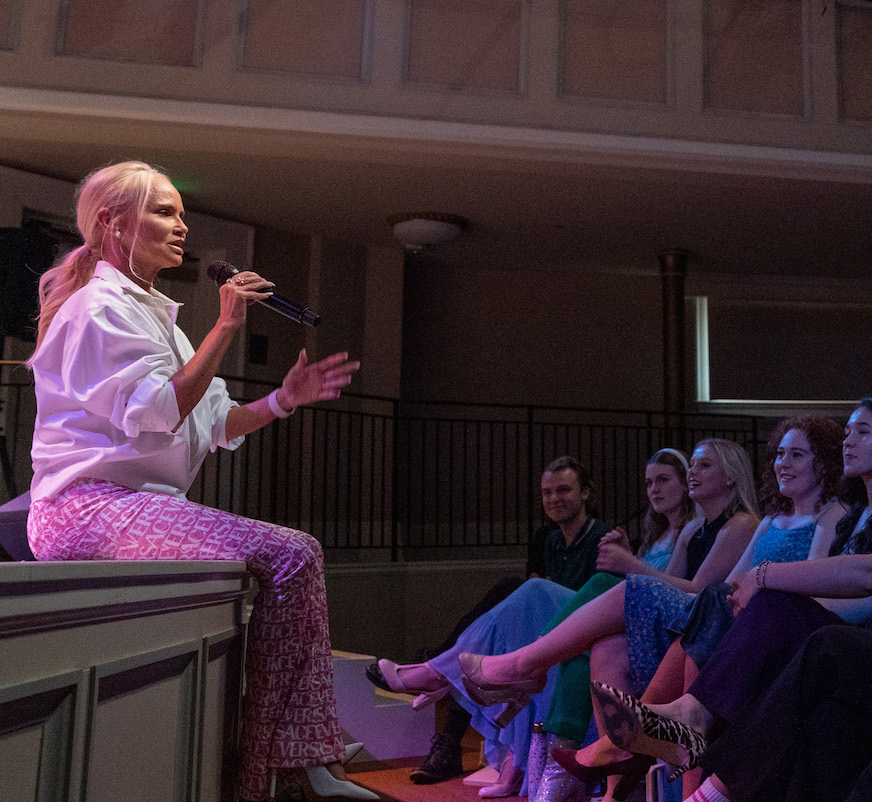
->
<box><xmin>347</xmin><ymin>717</ymin><xmax>492</xmax><ymax>802</ymax></box>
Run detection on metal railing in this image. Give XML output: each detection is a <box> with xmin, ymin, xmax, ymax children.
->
<box><xmin>1</xmin><ymin>370</ymin><xmax>772</xmax><ymax>558</ymax></box>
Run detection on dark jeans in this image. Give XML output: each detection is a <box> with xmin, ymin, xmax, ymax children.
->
<box><xmin>704</xmin><ymin>625</ymin><xmax>872</xmax><ymax>802</ymax></box>
<box><xmin>688</xmin><ymin>590</ymin><xmax>842</xmax><ymax>725</ymax></box>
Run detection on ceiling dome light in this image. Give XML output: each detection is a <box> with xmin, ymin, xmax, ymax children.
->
<box><xmin>387</xmin><ymin>212</ymin><xmax>469</xmax><ymax>254</ymax></box>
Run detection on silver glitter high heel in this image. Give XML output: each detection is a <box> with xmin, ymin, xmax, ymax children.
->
<box><xmin>532</xmin><ymin>735</ymin><xmax>586</xmax><ymax>802</ymax></box>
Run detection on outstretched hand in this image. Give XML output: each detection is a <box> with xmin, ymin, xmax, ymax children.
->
<box><xmin>278</xmin><ymin>349</ymin><xmax>360</xmax><ymax>411</ymax></box>
<box><xmin>726</xmin><ymin>569</ymin><xmax>758</xmax><ymax>617</ymax></box>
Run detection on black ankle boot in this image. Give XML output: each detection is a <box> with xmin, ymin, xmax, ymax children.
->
<box><xmin>410</xmin><ymin>733</ymin><xmax>464</xmax><ymax>784</ymax></box>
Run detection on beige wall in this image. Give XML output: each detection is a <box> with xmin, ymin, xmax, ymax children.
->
<box><xmin>5</xmin><ymin>158</ymin><xmax>869</xmax><ymax>422</ymax></box>
<box><xmin>2</xmin><ymin>0</ymin><xmax>871</xmax><ymax>152</ymax></box>
<box><xmin>401</xmin><ymin>260</ymin><xmax>665</xmax><ymax>408</ymax></box>
<box><xmin>243</xmin><ymin>225</ymin><xmax>313</xmax><ymax>386</ymax></box>
<box><xmin>4</xmin><ymin>161</ymin><xmax>869</xmax><ymax>423</ymax></box>
<box><xmin>325</xmin><ymin>558</ymin><xmax>527</xmax><ymax>660</ymax></box>
<box><xmin>244</xmin><ymin>229</ymin><xmax>404</xmax><ymax>398</ymax></box>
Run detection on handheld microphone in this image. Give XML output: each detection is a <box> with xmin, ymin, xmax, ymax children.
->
<box><xmin>207</xmin><ymin>261</ymin><xmax>321</xmax><ymax>328</ymax></box>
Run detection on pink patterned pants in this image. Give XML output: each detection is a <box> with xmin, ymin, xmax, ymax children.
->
<box><xmin>27</xmin><ymin>479</ymin><xmax>344</xmax><ymax>801</ymax></box>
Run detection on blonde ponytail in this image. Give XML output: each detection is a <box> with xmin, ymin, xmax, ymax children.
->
<box><xmin>26</xmin><ymin>160</ymin><xmax>163</xmax><ymax>365</ymax></box>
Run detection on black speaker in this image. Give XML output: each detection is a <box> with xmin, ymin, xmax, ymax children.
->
<box><xmin>0</xmin><ymin>508</ymin><xmax>36</xmax><ymax>561</ymax></box>
<box><xmin>0</xmin><ymin>224</ymin><xmax>59</xmax><ymax>342</ymax></box>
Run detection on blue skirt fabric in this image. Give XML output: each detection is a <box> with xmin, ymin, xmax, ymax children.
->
<box><xmin>429</xmin><ymin>578</ymin><xmax>574</xmax><ymax>781</ymax></box>
<box><xmin>624</xmin><ymin>574</ymin><xmax>696</xmax><ymax>694</ymax></box>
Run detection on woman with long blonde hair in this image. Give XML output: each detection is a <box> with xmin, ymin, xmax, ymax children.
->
<box><xmin>26</xmin><ymin>161</ymin><xmax>368</xmax><ymax>802</ymax></box>
<box><xmin>457</xmin><ymin>438</ymin><xmax>761</xmax><ymax>798</ymax></box>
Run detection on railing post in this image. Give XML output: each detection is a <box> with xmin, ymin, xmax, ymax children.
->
<box><xmin>645</xmin><ymin>411</ymin><xmax>653</xmax><ymax>457</ymax></box>
<box><xmin>659</xmin><ymin>249</ymin><xmax>689</xmax><ymax>418</ymax></box>
<box><xmin>526</xmin><ymin>405</ymin><xmax>535</xmax><ymax>540</ymax></box>
<box><xmin>751</xmin><ymin>415</ymin><xmax>760</xmax><ymax>483</ymax></box>
<box><xmin>390</xmin><ymin>398</ymin><xmax>400</xmax><ymax>563</ymax></box>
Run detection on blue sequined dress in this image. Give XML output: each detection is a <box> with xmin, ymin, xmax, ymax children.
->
<box><xmin>625</xmin><ymin>516</ymin><xmax>818</xmax><ymax>690</ymax></box>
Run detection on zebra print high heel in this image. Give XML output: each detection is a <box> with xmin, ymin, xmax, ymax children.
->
<box><xmin>590</xmin><ymin>681</ymin><xmax>708</xmax><ymax>781</ymax></box>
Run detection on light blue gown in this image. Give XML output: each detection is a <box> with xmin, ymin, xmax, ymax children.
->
<box><xmin>428</xmin><ymin>541</ymin><xmax>675</xmax><ymax>787</ymax></box>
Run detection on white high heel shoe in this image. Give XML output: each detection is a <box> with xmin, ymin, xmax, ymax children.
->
<box><xmin>301</xmin><ymin>765</ymin><xmax>380</xmax><ymax>800</ymax></box>
<box><xmin>343</xmin><ymin>743</ymin><xmax>365</xmax><ymax>765</ymax></box>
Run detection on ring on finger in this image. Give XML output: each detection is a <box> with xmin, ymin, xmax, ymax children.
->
<box><xmin>234</xmin><ymin>276</ymin><xmax>246</xmax><ymax>286</ymax></box>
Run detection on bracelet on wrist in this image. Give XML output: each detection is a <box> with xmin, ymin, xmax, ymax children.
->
<box><xmin>755</xmin><ymin>559</ymin><xmax>771</xmax><ymax>589</ymax></box>
<box><xmin>268</xmin><ymin>388</ymin><xmax>294</xmax><ymax>418</ymax></box>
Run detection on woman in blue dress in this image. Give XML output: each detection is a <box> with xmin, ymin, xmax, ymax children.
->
<box><xmin>586</xmin><ymin>404</ymin><xmax>872</xmax><ymax>802</ymax></box>
<box><xmin>372</xmin><ymin>445</ymin><xmax>705</xmax><ymax>796</ymax></box>
<box><xmin>545</xmin><ymin>417</ymin><xmax>846</xmax><ymax>801</ymax></box>
<box><xmin>455</xmin><ymin>439</ymin><xmax>762</xmax><ymax>799</ymax></box>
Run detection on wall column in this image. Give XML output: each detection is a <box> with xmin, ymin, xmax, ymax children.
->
<box><xmin>362</xmin><ymin>245</ymin><xmax>405</xmax><ymax>397</ymax></box>
<box><xmin>658</xmin><ymin>249</ymin><xmax>689</xmax><ymax>416</ymax></box>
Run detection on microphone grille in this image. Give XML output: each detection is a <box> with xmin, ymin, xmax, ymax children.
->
<box><xmin>206</xmin><ymin>261</ymin><xmax>236</xmax><ymax>285</ymax></box>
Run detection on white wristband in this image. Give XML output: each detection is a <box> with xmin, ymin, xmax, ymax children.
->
<box><xmin>268</xmin><ymin>388</ymin><xmax>293</xmax><ymax>418</ymax></box>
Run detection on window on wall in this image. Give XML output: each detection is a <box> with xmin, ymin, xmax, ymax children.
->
<box><xmin>560</xmin><ymin>0</ymin><xmax>669</xmax><ymax>104</ymax></box>
<box><xmin>695</xmin><ymin>296</ymin><xmax>863</xmax><ymax>404</ymax></box>
<box><xmin>405</xmin><ymin>0</ymin><xmax>524</xmax><ymax>91</ymax></box>
<box><xmin>838</xmin><ymin>0</ymin><xmax>872</xmax><ymax>122</ymax></box>
<box><xmin>57</xmin><ymin>0</ymin><xmax>202</xmax><ymax>66</ymax></box>
<box><xmin>703</xmin><ymin>0</ymin><xmax>806</xmax><ymax>116</ymax></box>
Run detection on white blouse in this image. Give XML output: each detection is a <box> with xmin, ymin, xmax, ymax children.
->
<box><xmin>30</xmin><ymin>261</ymin><xmax>242</xmax><ymax>501</ymax></box>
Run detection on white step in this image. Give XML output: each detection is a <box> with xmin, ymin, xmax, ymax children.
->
<box><xmin>332</xmin><ymin>650</ymin><xmax>435</xmax><ymax>761</ymax></box>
